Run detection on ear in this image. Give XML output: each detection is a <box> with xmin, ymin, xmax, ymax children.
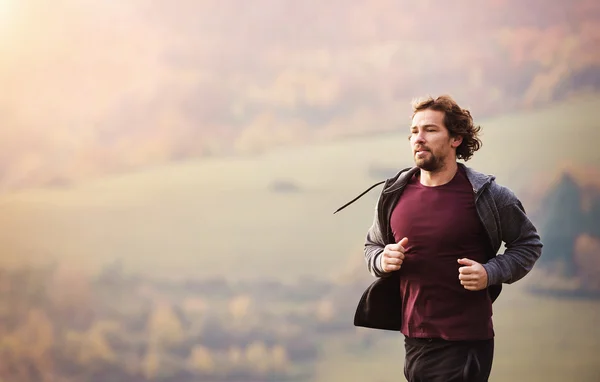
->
<box><xmin>451</xmin><ymin>135</ymin><xmax>462</xmax><ymax>148</ymax></box>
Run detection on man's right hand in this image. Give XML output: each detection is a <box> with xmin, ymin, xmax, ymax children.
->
<box><xmin>380</xmin><ymin>237</ymin><xmax>408</xmax><ymax>273</ymax></box>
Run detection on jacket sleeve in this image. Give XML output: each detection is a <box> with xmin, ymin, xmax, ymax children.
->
<box><xmin>482</xmin><ymin>191</ymin><xmax>543</xmax><ymax>286</ymax></box>
<box><xmin>364</xmin><ymin>193</ymin><xmax>392</xmax><ymax>278</ymax></box>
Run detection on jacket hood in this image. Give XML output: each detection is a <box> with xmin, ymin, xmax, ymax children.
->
<box><xmin>334</xmin><ymin>162</ymin><xmax>496</xmax><ymax>214</ymax></box>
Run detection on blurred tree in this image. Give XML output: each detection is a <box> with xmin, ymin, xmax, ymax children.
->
<box><xmin>78</xmin><ymin>321</ymin><xmax>118</xmax><ymax>366</ymax></box>
<box><xmin>245</xmin><ymin>341</ymin><xmax>270</xmax><ymax>375</ymax></box>
<box><xmin>187</xmin><ymin>345</ymin><xmax>215</xmax><ymax>374</ymax></box>
<box><xmin>146</xmin><ymin>302</ymin><xmax>185</xmax><ymax>349</ymax></box>
<box><xmin>585</xmin><ymin>194</ymin><xmax>600</xmax><ymax>238</ymax></box>
<box><xmin>142</xmin><ymin>342</ymin><xmax>185</xmax><ymax>381</ymax></box>
<box><xmin>228</xmin><ymin>345</ymin><xmax>243</xmax><ymax>367</ymax></box>
<box><xmin>181</xmin><ymin>297</ymin><xmax>207</xmax><ymax>339</ymax></box>
<box><xmin>538</xmin><ymin>172</ymin><xmax>584</xmax><ymax>276</ymax></box>
<box><xmin>271</xmin><ymin>344</ymin><xmax>290</xmax><ymax>372</ymax></box>
<box><xmin>573</xmin><ymin>234</ymin><xmax>600</xmax><ymax>290</ymax></box>
<box><xmin>0</xmin><ymin>308</ymin><xmax>55</xmax><ymax>382</ymax></box>
<box><xmin>229</xmin><ymin>294</ymin><xmax>252</xmax><ymax>323</ymax></box>
<box><xmin>142</xmin><ymin>344</ymin><xmax>161</xmax><ymax>380</ymax></box>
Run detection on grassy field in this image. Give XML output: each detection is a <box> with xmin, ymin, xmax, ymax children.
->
<box><xmin>0</xmin><ymin>95</ymin><xmax>599</xmax><ymax>381</ymax></box>
<box><xmin>314</xmin><ymin>276</ymin><xmax>600</xmax><ymax>382</ymax></box>
<box><xmin>0</xmin><ymin>95</ymin><xmax>599</xmax><ymax>281</ymax></box>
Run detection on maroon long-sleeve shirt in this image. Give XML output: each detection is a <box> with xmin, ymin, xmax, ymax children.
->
<box><xmin>390</xmin><ymin>166</ymin><xmax>494</xmax><ymax>340</ymax></box>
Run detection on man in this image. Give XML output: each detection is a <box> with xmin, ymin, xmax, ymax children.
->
<box><xmin>334</xmin><ymin>95</ymin><xmax>543</xmax><ymax>381</ymax></box>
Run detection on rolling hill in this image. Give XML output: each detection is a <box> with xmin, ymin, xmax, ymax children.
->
<box><xmin>0</xmin><ymin>94</ymin><xmax>598</xmax><ymax>282</ymax></box>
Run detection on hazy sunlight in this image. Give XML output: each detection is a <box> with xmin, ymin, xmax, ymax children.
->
<box><xmin>0</xmin><ymin>0</ymin><xmax>13</xmax><ymax>22</ymax></box>
<box><xmin>0</xmin><ymin>3</ymin><xmax>598</xmax><ymax>381</ymax></box>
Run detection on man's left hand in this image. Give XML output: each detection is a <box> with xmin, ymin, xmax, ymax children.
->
<box><xmin>457</xmin><ymin>258</ymin><xmax>488</xmax><ymax>291</ymax></box>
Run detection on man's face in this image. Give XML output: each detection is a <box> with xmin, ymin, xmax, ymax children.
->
<box><xmin>409</xmin><ymin>109</ymin><xmax>461</xmax><ymax>172</ymax></box>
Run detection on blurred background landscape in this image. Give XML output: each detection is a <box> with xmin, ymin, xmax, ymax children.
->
<box><xmin>0</xmin><ymin>0</ymin><xmax>599</xmax><ymax>381</ymax></box>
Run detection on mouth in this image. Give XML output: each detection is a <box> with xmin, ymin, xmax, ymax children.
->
<box><xmin>415</xmin><ymin>149</ymin><xmax>429</xmax><ymax>157</ymax></box>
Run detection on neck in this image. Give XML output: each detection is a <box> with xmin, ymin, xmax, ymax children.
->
<box><xmin>419</xmin><ymin>161</ymin><xmax>458</xmax><ymax>187</ymax></box>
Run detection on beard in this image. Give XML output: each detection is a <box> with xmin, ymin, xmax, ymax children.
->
<box><xmin>415</xmin><ymin>150</ymin><xmax>445</xmax><ymax>172</ymax></box>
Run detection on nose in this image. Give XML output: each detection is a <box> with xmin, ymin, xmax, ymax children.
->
<box><xmin>413</xmin><ymin>131</ymin><xmax>426</xmax><ymax>144</ymax></box>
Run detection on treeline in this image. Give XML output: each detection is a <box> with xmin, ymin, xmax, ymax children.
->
<box><xmin>0</xmin><ymin>260</ymin><xmax>375</xmax><ymax>382</ymax></box>
<box><xmin>529</xmin><ymin>171</ymin><xmax>600</xmax><ymax>295</ymax></box>
<box><xmin>2</xmin><ymin>0</ymin><xmax>600</xmax><ymax>191</ymax></box>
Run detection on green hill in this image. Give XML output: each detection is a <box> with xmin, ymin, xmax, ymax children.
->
<box><xmin>0</xmin><ymin>95</ymin><xmax>599</xmax><ymax>281</ymax></box>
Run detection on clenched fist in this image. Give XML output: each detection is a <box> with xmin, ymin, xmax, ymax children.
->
<box><xmin>457</xmin><ymin>258</ymin><xmax>488</xmax><ymax>291</ymax></box>
<box><xmin>380</xmin><ymin>237</ymin><xmax>408</xmax><ymax>273</ymax></box>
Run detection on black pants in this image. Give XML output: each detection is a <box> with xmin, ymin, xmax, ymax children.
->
<box><xmin>403</xmin><ymin>337</ymin><xmax>494</xmax><ymax>382</ymax></box>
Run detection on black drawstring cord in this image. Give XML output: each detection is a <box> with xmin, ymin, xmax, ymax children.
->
<box><xmin>333</xmin><ymin>180</ymin><xmax>386</xmax><ymax>214</ymax></box>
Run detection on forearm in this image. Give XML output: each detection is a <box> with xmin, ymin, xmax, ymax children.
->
<box><xmin>483</xmin><ymin>201</ymin><xmax>543</xmax><ymax>286</ymax></box>
<box><xmin>365</xmin><ymin>243</ymin><xmax>387</xmax><ymax>278</ymax></box>
<box><xmin>483</xmin><ymin>242</ymin><xmax>542</xmax><ymax>285</ymax></box>
<box><xmin>364</xmin><ymin>203</ymin><xmax>390</xmax><ymax>278</ymax></box>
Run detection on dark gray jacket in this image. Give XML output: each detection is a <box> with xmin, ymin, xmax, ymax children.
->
<box><xmin>335</xmin><ymin>163</ymin><xmax>543</xmax><ymax>331</ymax></box>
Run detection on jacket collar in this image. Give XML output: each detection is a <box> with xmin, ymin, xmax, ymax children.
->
<box><xmin>461</xmin><ymin>162</ymin><xmax>496</xmax><ymax>194</ymax></box>
<box><xmin>333</xmin><ymin>162</ymin><xmax>496</xmax><ymax>215</ymax></box>
<box><xmin>383</xmin><ymin>162</ymin><xmax>495</xmax><ymax>195</ymax></box>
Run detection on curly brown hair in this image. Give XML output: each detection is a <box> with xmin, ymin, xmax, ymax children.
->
<box><xmin>411</xmin><ymin>95</ymin><xmax>482</xmax><ymax>161</ymax></box>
